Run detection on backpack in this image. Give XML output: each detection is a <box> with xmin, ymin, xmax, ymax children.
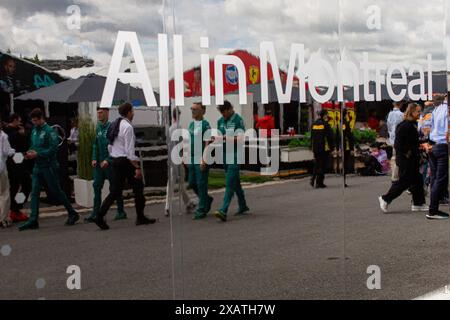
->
<box><xmin>107</xmin><ymin>117</ymin><xmax>123</xmax><ymax>145</ymax></box>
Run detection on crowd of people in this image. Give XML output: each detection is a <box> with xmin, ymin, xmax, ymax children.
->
<box><xmin>0</xmin><ymin>100</ymin><xmax>251</xmax><ymax>230</ymax></box>
<box><xmin>309</xmin><ymin>95</ymin><xmax>450</xmax><ymax>220</ymax></box>
<box><xmin>1</xmin><ymin>94</ymin><xmax>449</xmax><ymax>231</ymax></box>
<box><xmin>379</xmin><ymin>95</ymin><xmax>449</xmax><ymax>220</ymax></box>
<box><xmin>165</xmin><ymin>100</ymin><xmax>249</xmax><ymax>222</ymax></box>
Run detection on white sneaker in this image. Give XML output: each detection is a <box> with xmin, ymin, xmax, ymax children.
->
<box><xmin>412</xmin><ymin>204</ymin><xmax>429</xmax><ymax>212</ymax></box>
<box><xmin>378</xmin><ymin>196</ymin><xmax>389</xmax><ymax>213</ymax></box>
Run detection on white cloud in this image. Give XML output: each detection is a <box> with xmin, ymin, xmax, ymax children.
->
<box><xmin>0</xmin><ymin>0</ymin><xmax>448</xmax><ymax>89</ymax></box>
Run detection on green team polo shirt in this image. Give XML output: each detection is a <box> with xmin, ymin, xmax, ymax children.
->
<box><xmin>217</xmin><ymin>112</ymin><xmax>245</xmax><ymax>165</ymax></box>
<box><xmin>189</xmin><ymin>119</ymin><xmax>211</xmax><ymax>164</ymax></box>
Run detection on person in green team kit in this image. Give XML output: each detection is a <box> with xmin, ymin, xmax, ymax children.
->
<box><xmin>19</xmin><ymin>108</ymin><xmax>80</xmax><ymax>231</ymax></box>
<box><xmin>213</xmin><ymin>100</ymin><xmax>249</xmax><ymax>222</ymax></box>
<box><xmin>189</xmin><ymin>102</ymin><xmax>214</xmax><ymax>220</ymax></box>
<box><xmin>84</xmin><ymin>107</ymin><xmax>127</xmax><ymax>223</ymax></box>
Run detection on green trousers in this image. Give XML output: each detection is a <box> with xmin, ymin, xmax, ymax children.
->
<box><xmin>188</xmin><ymin>164</ymin><xmax>211</xmax><ymax>214</ymax></box>
<box><xmin>30</xmin><ymin>166</ymin><xmax>77</xmax><ymax>222</ymax></box>
<box><xmin>220</xmin><ymin>164</ymin><xmax>247</xmax><ymax>215</ymax></box>
<box><xmin>92</xmin><ymin>166</ymin><xmax>125</xmax><ymax>217</ymax></box>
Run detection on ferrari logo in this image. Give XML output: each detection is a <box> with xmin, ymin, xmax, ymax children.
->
<box><xmin>249</xmin><ymin>65</ymin><xmax>259</xmax><ymax>84</ymax></box>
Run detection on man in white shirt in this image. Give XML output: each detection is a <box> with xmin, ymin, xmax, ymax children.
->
<box><xmin>95</xmin><ymin>103</ymin><xmax>156</xmax><ymax>230</ymax></box>
<box><xmin>386</xmin><ymin>101</ymin><xmax>404</xmax><ymax>181</ymax></box>
<box><xmin>0</xmin><ymin>122</ymin><xmax>15</xmax><ymax>227</ymax></box>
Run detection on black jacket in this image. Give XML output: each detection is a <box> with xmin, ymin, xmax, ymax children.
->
<box><xmin>394</xmin><ymin>120</ymin><xmax>420</xmax><ymax>167</ymax></box>
<box><xmin>311</xmin><ymin>118</ymin><xmax>334</xmax><ymax>154</ymax></box>
<box><xmin>3</xmin><ymin>125</ymin><xmax>29</xmax><ymax>153</ymax></box>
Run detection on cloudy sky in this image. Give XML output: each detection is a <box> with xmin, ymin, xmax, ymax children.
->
<box><xmin>0</xmin><ymin>0</ymin><xmax>449</xmax><ymax>86</ymax></box>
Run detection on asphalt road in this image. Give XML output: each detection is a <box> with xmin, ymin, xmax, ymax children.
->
<box><xmin>1</xmin><ymin>175</ymin><xmax>449</xmax><ymax>300</ymax></box>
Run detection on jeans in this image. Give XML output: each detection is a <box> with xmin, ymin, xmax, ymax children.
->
<box><xmin>428</xmin><ymin>144</ymin><xmax>449</xmax><ymax>213</ymax></box>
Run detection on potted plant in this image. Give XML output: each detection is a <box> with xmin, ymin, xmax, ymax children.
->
<box><xmin>280</xmin><ymin>133</ymin><xmax>314</xmax><ymax>163</ymax></box>
<box><xmin>74</xmin><ymin>116</ymin><xmax>96</xmax><ymax>207</ymax></box>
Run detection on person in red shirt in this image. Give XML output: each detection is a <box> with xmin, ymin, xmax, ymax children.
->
<box><xmin>255</xmin><ymin>107</ymin><xmax>276</xmax><ymax>138</ymax></box>
<box><xmin>367</xmin><ymin>110</ymin><xmax>379</xmax><ymax>130</ymax></box>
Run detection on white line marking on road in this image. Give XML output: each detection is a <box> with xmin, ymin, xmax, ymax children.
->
<box><xmin>414</xmin><ymin>285</ymin><xmax>450</xmax><ymax>300</ymax></box>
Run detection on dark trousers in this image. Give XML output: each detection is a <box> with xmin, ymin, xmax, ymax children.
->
<box><xmin>361</xmin><ymin>155</ymin><xmax>383</xmax><ymax>176</ymax></box>
<box><xmin>382</xmin><ymin>161</ymin><xmax>425</xmax><ymax>206</ymax></box>
<box><xmin>7</xmin><ymin>162</ymin><xmax>31</xmax><ymax>212</ymax></box>
<box><xmin>312</xmin><ymin>152</ymin><xmax>329</xmax><ymax>186</ymax></box>
<box><xmin>98</xmin><ymin>157</ymin><xmax>145</xmax><ymax>219</ymax></box>
<box><xmin>429</xmin><ymin>144</ymin><xmax>449</xmax><ymax>213</ymax></box>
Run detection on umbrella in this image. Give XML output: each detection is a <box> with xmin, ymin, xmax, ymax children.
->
<box><xmin>15</xmin><ymin>73</ymin><xmax>157</xmax><ymax>106</ymax></box>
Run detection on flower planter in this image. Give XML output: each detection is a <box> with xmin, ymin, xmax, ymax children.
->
<box><xmin>74</xmin><ymin>178</ymin><xmax>110</xmax><ymax>208</ymax></box>
<box><xmin>281</xmin><ymin>147</ymin><xmax>314</xmax><ymax>163</ymax></box>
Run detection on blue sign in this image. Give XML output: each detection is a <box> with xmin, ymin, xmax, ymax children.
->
<box><xmin>225</xmin><ymin>65</ymin><xmax>239</xmax><ymax>85</ymax></box>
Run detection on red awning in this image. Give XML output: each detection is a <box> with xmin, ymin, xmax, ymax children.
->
<box><xmin>169</xmin><ymin>50</ymin><xmax>303</xmax><ymax>98</ymax></box>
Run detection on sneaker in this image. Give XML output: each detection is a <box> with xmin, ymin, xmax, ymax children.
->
<box><xmin>10</xmin><ymin>211</ymin><xmax>29</xmax><ymax>223</ymax></box>
<box><xmin>9</xmin><ymin>211</ymin><xmax>17</xmax><ymax>222</ymax></box>
<box><xmin>136</xmin><ymin>216</ymin><xmax>157</xmax><ymax>226</ymax></box>
<box><xmin>412</xmin><ymin>204</ymin><xmax>429</xmax><ymax>212</ymax></box>
<box><xmin>426</xmin><ymin>211</ymin><xmax>449</xmax><ymax>220</ymax></box>
<box><xmin>84</xmin><ymin>215</ymin><xmax>96</xmax><ymax>223</ymax></box>
<box><xmin>192</xmin><ymin>212</ymin><xmax>207</xmax><ymax>220</ymax></box>
<box><xmin>65</xmin><ymin>213</ymin><xmax>80</xmax><ymax>226</ymax></box>
<box><xmin>113</xmin><ymin>211</ymin><xmax>128</xmax><ymax>221</ymax></box>
<box><xmin>94</xmin><ymin>217</ymin><xmax>110</xmax><ymax>230</ymax></box>
<box><xmin>18</xmin><ymin>220</ymin><xmax>39</xmax><ymax>231</ymax></box>
<box><xmin>235</xmin><ymin>206</ymin><xmax>250</xmax><ymax>216</ymax></box>
<box><xmin>378</xmin><ymin>196</ymin><xmax>389</xmax><ymax>213</ymax></box>
<box><xmin>213</xmin><ymin>210</ymin><xmax>227</xmax><ymax>222</ymax></box>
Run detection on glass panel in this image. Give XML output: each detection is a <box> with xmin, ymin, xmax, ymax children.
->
<box><xmin>170</xmin><ymin>0</ymin><xmax>346</xmax><ymax>299</ymax></box>
<box><xmin>0</xmin><ymin>1</ymin><xmax>173</xmax><ymax>300</ymax></box>
<box><xmin>339</xmin><ymin>0</ymin><xmax>449</xmax><ymax>299</ymax></box>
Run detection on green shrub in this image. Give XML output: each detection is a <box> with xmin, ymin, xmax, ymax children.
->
<box><xmin>288</xmin><ymin>132</ymin><xmax>311</xmax><ymax>149</ymax></box>
<box><xmin>77</xmin><ymin>116</ymin><xmax>96</xmax><ymax>180</ymax></box>
<box><xmin>353</xmin><ymin>129</ymin><xmax>377</xmax><ymax>146</ymax></box>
